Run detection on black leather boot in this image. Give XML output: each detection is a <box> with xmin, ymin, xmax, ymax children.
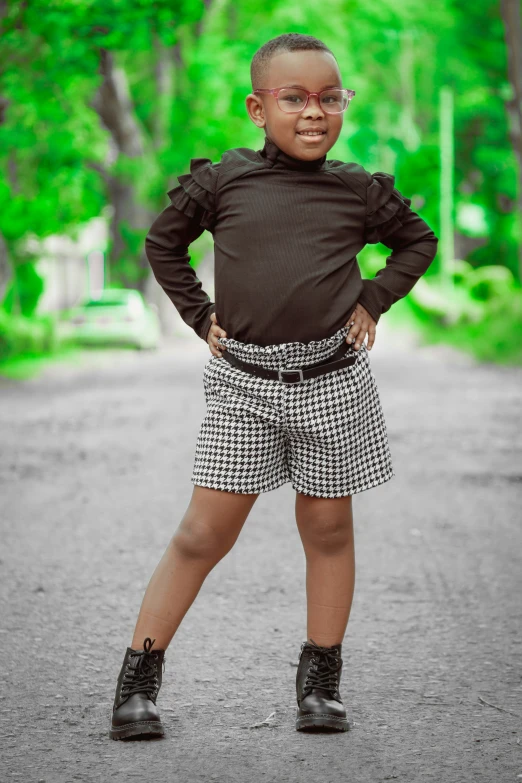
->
<box><xmin>295</xmin><ymin>638</ymin><xmax>350</xmax><ymax>731</ymax></box>
<box><xmin>109</xmin><ymin>636</ymin><xmax>166</xmax><ymax>740</ymax></box>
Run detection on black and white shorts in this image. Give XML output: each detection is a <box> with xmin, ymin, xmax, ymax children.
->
<box><xmin>191</xmin><ymin>325</ymin><xmax>395</xmax><ymax>498</ymax></box>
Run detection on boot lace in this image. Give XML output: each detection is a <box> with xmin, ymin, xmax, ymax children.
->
<box><xmin>303</xmin><ymin>639</ymin><xmax>342</xmax><ymax>699</ymax></box>
<box><xmin>121</xmin><ymin>637</ymin><xmax>164</xmax><ymax>701</ymax></box>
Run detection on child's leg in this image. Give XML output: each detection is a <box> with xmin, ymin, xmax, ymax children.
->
<box><xmin>130</xmin><ymin>486</ymin><xmax>259</xmax><ymax>650</ymax></box>
<box><xmin>294</xmin><ymin>493</ymin><xmax>355</xmax><ymax>647</ymax></box>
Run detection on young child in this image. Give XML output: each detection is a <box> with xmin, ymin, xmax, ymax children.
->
<box><xmin>109</xmin><ymin>32</ymin><xmax>438</xmax><ymax>740</ymax></box>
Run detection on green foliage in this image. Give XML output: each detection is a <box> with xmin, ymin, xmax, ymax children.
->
<box><xmin>0</xmin><ymin>310</ymin><xmax>60</xmax><ymax>361</ymax></box>
<box><xmin>409</xmin><ymin>287</ymin><xmax>522</xmax><ymax>365</ymax></box>
<box><xmin>2</xmin><ymin>260</ymin><xmax>45</xmax><ymax>316</ymax></box>
<box><xmin>16</xmin><ymin>261</ymin><xmax>45</xmax><ymax>316</ymax></box>
<box><xmin>0</xmin><ymin>0</ymin><xmax>520</xmax><ymax>365</ymax></box>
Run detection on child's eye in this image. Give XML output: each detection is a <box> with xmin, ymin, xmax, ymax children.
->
<box><xmin>282</xmin><ymin>94</ymin><xmax>304</xmax><ymax>104</ymax></box>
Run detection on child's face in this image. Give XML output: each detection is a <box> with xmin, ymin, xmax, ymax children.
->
<box><xmin>246</xmin><ymin>50</ymin><xmax>345</xmax><ymax>161</ymax></box>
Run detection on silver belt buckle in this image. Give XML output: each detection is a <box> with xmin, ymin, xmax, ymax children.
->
<box><xmin>278</xmin><ymin>367</ymin><xmax>304</xmax><ymax>384</ymax></box>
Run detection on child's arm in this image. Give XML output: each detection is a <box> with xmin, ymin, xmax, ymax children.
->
<box><xmin>357</xmin><ymin>172</ymin><xmax>439</xmax><ymax>324</ymax></box>
<box><xmin>145</xmin><ymin>201</ymin><xmax>216</xmax><ymax>343</ymax></box>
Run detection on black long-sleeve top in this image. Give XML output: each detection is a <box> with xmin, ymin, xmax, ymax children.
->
<box><xmin>145</xmin><ymin>135</ymin><xmax>438</xmax><ymax>346</ymax></box>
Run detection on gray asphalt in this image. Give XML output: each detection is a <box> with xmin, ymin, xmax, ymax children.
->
<box><xmin>1</xmin><ymin>323</ymin><xmax>521</xmax><ymax>783</ymax></box>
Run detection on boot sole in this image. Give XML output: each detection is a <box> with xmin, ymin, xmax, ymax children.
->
<box><xmin>296</xmin><ymin>712</ymin><xmax>350</xmax><ymax>732</ymax></box>
<box><xmin>109</xmin><ymin>720</ymin><xmax>165</xmax><ymax>740</ymax></box>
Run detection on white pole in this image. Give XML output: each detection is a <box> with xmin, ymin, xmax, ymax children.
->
<box><xmin>439</xmin><ymin>85</ymin><xmax>455</xmax><ymax>302</ymax></box>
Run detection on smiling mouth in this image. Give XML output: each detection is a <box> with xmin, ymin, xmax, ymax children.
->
<box><xmin>296</xmin><ymin>131</ymin><xmax>326</xmax><ymax>136</ymax></box>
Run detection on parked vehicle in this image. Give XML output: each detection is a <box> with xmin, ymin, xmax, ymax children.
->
<box><xmin>61</xmin><ymin>288</ymin><xmax>161</xmax><ymax>350</ymax></box>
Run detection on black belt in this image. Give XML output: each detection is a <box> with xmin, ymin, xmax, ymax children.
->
<box><xmin>220</xmin><ymin>339</ymin><xmax>357</xmax><ymax>384</ymax></box>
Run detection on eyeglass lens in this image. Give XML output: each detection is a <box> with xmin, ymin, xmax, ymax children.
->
<box><xmin>277</xmin><ymin>88</ymin><xmax>350</xmax><ymax>114</ymax></box>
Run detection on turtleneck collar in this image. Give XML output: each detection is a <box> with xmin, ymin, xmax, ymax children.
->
<box><xmin>259</xmin><ymin>135</ymin><xmax>326</xmax><ymax>172</ymax></box>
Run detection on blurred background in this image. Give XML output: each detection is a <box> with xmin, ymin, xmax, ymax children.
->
<box><xmin>0</xmin><ymin>0</ymin><xmax>521</xmax><ymax>376</ymax></box>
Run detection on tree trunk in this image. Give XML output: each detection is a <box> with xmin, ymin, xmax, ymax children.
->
<box><xmin>0</xmin><ymin>232</ymin><xmax>11</xmax><ymax>303</ymax></box>
<box><xmin>0</xmin><ymin>93</ymin><xmax>13</xmax><ymax>304</ymax></box>
<box><xmin>152</xmin><ymin>35</ymin><xmax>175</xmax><ymax>151</ymax></box>
<box><xmin>500</xmin><ymin>0</ymin><xmax>522</xmax><ymax>282</ymax></box>
<box><xmin>90</xmin><ymin>49</ymin><xmax>158</xmax><ymax>292</ymax></box>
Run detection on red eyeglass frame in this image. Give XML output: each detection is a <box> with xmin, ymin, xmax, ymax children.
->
<box><xmin>253</xmin><ymin>87</ymin><xmax>356</xmax><ymax>113</ymax></box>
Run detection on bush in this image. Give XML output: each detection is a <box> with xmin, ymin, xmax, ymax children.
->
<box><xmin>407</xmin><ymin>279</ymin><xmax>522</xmax><ymax>365</ymax></box>
<box><xmin>0</xmin><ymin>310</ymin><xmax>61</xmax><ymax>361</ymax></box>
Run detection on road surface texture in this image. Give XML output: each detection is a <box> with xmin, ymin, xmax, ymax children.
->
<box><xmin>1</xmin><ymin>322</ymin><xmax>521</xmax><ymax>783</ymax></box>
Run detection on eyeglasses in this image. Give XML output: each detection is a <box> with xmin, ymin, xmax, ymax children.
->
<box><xmin>253</xmin><ymin>87</ymin><xmax>355</xmax><ymax>114</ymax></box>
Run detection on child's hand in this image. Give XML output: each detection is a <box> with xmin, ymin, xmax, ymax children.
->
<box><xmin>345</xmin><ymin>303</ymin><xmax>376</xmax><ymax>351</ymax></box>
<box><xmin>207</xmin><ymin>311</ymin><xmax>227</xmax><ymax>357</ymax></box>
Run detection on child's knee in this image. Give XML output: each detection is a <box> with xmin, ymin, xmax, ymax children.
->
<box><xmin>172</xmin><ymin>517</ymin><xmax>234</xmax><ymax>561</ymax></box>
<box><xmin>296</xmin><ymin>499</ymin><xmax>354</xmax><ymax>553</ymax></box>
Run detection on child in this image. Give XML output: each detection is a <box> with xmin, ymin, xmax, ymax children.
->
<box><xmin>109</xmin><ymin>32</ymin><xmax>438</xmax><ymax>740</ymax></box>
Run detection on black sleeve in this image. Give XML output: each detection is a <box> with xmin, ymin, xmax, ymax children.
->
<box><xmin>357</xmin><ymin>171</ymin><xmax>439</xmax><ymax>323</ymax></box>
<box><xmin>145</xmin><ymin>201</ymin><xmax>215</xmax><ymax>343</ymax></box>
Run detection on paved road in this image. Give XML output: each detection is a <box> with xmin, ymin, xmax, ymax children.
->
<box><xmin>1</xmin><ymin>325</ymin><xmax>521</xmax><ymax>783</ymax></box>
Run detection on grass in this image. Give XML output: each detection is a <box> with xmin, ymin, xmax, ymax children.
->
<box><xmin>0</xmin><ymin>342</ymin><xmax>137</xmax><ymax>380</ymax></box>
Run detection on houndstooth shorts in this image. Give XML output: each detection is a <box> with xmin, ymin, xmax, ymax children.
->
<box><xmin>190</xmin><ymin>324</ymin><xmax>395</xmax><ymax>498</ymax></box>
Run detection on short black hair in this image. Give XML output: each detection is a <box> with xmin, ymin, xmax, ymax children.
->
<box><xmin>250</xmin><ymin>33</ymin><xmax>337</xmax><ymax>91</ymax></box>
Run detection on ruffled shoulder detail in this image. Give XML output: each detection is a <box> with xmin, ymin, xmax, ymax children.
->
<box><xmin>216</xmin><ymin>146</ymin><xmax>267</xmax><ymax>189</ymax></box>
<box><xmin>323</xmin><ymin>160</ymin><xmax>368</xmax><ymax>201</ymax></box>
<box><xmin>167</xmin><ymin>157</ymin><xmax>221</xmax><ymax>232</ymax></box>
<box><xmin>365</xmin><ymin>171</ymin><xmax>412</xmax><ymax>244</ymax></box>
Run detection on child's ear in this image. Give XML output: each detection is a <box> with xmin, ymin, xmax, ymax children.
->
<box><xmin>245</xmin><ymin>94</ymin><xmax>266</xmax><ymax>129</ymax></box>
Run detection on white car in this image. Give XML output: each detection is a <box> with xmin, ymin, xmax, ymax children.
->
<box><xmin>63</xmin><ymin>288</ymin><xmax>161</xmax><ymax>350</ymax></box>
